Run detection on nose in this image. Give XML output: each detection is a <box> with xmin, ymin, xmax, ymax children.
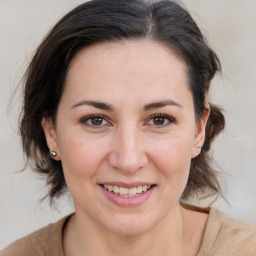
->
<box><xmin>107</xmin><ymin>125</ymin><xmax>148</xmax><ymax>174</ymax></box>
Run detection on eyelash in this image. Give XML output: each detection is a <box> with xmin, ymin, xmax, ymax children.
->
<box><xmin>80</xmin><ymin>113</ymin><xmax>176</xmax><ymax>128</ymax></box>
<box><xmin>145</xmin><ymin>113</ymin><xmax>176</xmax><ymax>127</ymax></box>
<box><xmin>80</xmin><ymin>114</ymin><xmax>110</xmax><ymax>128</ymax></box>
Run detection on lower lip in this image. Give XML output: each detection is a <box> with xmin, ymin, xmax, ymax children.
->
<box><xmin>100</xmin><ymin>185</ymin><xmax>155</xmax><ymax>207</ymax></box>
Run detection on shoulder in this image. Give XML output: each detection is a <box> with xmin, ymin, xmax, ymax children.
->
<box><xmin>0</xmin><ymin>214</ymin><xmax>73</xmax><ymax>256</ymax></box>
<box><xmin>198</xmin><ymin>207</ymin><xmax>256</xmax><ymax>256</ymax></box>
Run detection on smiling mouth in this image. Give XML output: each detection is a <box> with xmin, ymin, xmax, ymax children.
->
<box><xmin>101</xmin><ymin>184</ymin><xmax>155</xmax><ymax>197</ymax></box>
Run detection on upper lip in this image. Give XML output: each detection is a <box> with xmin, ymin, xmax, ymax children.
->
<box><xmin>100</xmin><ymin>182</ymin><xmax>155</xmax><ymax>188</ymax></box>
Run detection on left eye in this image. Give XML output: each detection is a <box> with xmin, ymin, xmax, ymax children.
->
<box><xmin>146</xmin><ymin>114</ymin><xmax>175</xmax><ymax>127</ymax></box>
<box><xmin>81</xmin><ymin>115</ymin><xmax>109</xmax><ymax>127</ymax></box>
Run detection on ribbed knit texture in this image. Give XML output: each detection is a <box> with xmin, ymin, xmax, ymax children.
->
<box><xmin>198</xmin><ymin>207</ymin><xmax>256</xmax><ymax>255</ymax></box>
<box><xmin>1</xmin><ymin>206</ymin><xmax>256</xmax><ymax>255</ymax></box>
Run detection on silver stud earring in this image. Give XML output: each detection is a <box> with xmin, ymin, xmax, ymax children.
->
<box><xmin>50</xmin><ymin>151</ymin><xmax>57</xmax><ymax>158</ymax></box>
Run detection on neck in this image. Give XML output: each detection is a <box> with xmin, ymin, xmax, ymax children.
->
<box><xmin>63</xmin><ymin>204</ymin><xmax>202</xmax><ymax>256</ymax></box>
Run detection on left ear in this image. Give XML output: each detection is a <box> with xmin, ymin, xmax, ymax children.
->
<box><xmin>191</xmin><ymin>102</ymin><xmax>210</xmax><ymax>158</ymax></box>
<box><xmin>41</xmin><ymin>117</ymin><xmax>61</xmax><ymax>161</ymax></box>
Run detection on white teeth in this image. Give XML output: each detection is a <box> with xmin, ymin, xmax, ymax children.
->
<box><xmin>113</xmin><ymin>186</ymin><xmax>119</xmax><ymax>193</ymax></box>
<box><xmin>119</xmin><ymin>187</ymin><xmax>128</xmax><ymax>194</ymax></box>
<box><xmin>137</xmin><ymin>186</ymin><xmax>143</xmax><ymax>193</ymax></box>
<box><xmin>128</xmin><ymin>187</ymin><xmax>137</xmax><ymax>196</ymax></box>
<box><xmin>103</xmin><ymin>184</ymin><xmax>152</xmax><ymax>197</ymax></box>
<box><xmin>142</xmin><ymin>185</ymin><xmax>147</xmax><ymax>192</ymax></box>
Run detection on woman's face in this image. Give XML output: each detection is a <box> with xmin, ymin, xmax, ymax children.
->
<box><xmin>43</xmin><ymin>40</ymin><xmax>208</xmax><ymax>235</ymax></box>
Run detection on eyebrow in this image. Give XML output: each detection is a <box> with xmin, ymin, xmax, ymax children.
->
<box><xmin>144</xmin><ymin>99</ymin><xmax>183</xmax><ymax>111</ymax></box>
<box><xmin>71</xmin><ymin>100</ymin><xmax>114</xmax><ymax>111</ymax></box>
<box><xmin>71</xmin><ymin>99</ymin><xmax>183</xmax><ymax>111</ymax></box>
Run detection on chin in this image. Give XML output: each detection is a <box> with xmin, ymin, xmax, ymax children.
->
<box><xmin>102</xmin><ymin>212</ymin><xmax>159</xmax><ymax>236</ymax></box>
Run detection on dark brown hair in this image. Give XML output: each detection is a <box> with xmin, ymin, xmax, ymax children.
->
<box><xmin>20</xmin><ymin>0</ymin><xmax>225</xmax><ymax>204</ymax></box>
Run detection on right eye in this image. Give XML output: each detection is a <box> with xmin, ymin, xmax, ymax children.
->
<box><xmin>80</xmin><ymin>114</ymin><xmax>110</xmax><ymax>128</ymax></box>
<box><xmin>145</xmin><ymin>113</ymin><xmax>176</xmax><ymax>128</ymax></box>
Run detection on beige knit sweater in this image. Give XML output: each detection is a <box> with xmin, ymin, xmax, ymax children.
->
<box><xmin>1</xmin><ymin>205</ymin><xmax>256</xmax><ymax>255</ymax></box>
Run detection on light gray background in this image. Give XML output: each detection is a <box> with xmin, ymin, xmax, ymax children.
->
<box><xmin>1</xmin><ymin>0</ymin><xmax>256</xmax><ymax>249</ymax></box>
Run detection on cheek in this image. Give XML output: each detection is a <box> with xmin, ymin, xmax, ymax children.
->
<box><xmin>150</xmin><ymin>135</ymin><xmax>194</xmax><ymax>176</ymax></box>
<box><xmin>57</xmin><ymin>133</ymin><xmax>110</xmax><ymax>205</ymax></box>
<box><xmin>57</xmin><ymin>130</ymin><xmax>108</xmax><ymax>180</ymax></box>
<box><xmin>152</xmin><ymin>138</ymin><xmax>193</xmax><ymax>200</ymax></box>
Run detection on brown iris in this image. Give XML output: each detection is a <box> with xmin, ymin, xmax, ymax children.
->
<box><xmin>91</xmin><ymin>116</ymin><xmax>104</xmax><ymax>125</ymax></box>
<box><xmin>153</xmin><ymin>116</ymin><xmax>165</xmax><ymax>125</ymax></box>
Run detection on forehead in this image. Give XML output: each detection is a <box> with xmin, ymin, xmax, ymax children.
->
<box><xmin>63</xmin><ymin>40</ymin><xmax>191</xmax><ymax>107</ymax></box>
<box><xmin>67</xmin><ymin>40</ymin><xmax>187</xmax><ymax>79</ymax></box>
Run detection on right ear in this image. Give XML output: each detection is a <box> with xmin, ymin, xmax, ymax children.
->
<box><xmin>41</xmin><ymin>117</ymin><xmax>61</xmax><ymax>160</ymax></box>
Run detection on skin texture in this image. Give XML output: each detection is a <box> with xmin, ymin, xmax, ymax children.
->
<box><xmin>42</xmin><ymin>40</ymin><xmax>209</xmax><ymax>256</ymax></box>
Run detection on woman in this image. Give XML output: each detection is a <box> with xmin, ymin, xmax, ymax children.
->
<box><xmin>1</xmin><ymin>0</ymin><xmax>255</xmax><ymax>255</ymax></box>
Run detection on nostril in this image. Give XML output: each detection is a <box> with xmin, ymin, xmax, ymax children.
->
<box><xmin>107</xmin><ymin>151</ymin><xmax>148</xmax><ymax>173</ymax></box>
